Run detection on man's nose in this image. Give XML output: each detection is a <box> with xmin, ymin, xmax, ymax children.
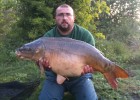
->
<box><xmin>63</xmin><ymin>15</ymin><xmax>67</xmax><ymax>19</ymax></box>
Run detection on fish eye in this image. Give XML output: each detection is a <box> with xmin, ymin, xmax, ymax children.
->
<box><xmin>26</xmin><ymin>47</ymin><xmax>32</xmax><ymax>51</ymax></box>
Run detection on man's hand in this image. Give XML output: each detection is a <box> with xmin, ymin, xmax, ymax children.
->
<box><xmin>36</xmin><ymin>59</ymin><xmax>51</xmax><ymax>70</ymax></box>
<box><xmin>81</xmin><ymin>65</ymin><xmax>94</xmax><ymax>75</ymax></box>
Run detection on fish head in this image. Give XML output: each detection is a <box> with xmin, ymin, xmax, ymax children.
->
<box><xmin>15</xmin><ymin>39</ymin><xmax>44</xmax><ymax>61</ymax></box>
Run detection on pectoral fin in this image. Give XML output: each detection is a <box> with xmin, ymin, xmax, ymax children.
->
<box><xmin>56</xmin><ymin>74</ymin><xmax>66</xmax><ymax>84</ymax></box>
<box><xmin>38</xmin><ymin>61</ymin><xmax>45</xmax><ymax>75</ymax></box>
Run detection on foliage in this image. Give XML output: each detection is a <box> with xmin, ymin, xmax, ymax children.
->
<box><xmin>127</xmin><ymin>47</ymin><xmax>140</xmax><ymax>64</ymax></box>
<box><xmin>0</xmin><ymin>0</ymin><xmax>17</xmax><ymax>35</ymax></box>
<box><xmin>89</xmin><ymin>0</ymin><xmax>110</xmax><ymax>39</ymax></box>
<box><xmin>109</xmin><ymin>0</ymin><xmax>140</xmax><ymax>22</ymax></box>
<box><xmin>15</xmin><ymin>0</ymin><xmax>54</xmax><ymax>40</ymax></box>
<box><xmin>96</xmin><ymin>39</ymin><xmax>132</xmax><ymax>63</ymax></box>
<box><xmin>97</xmin><ymin>0</ymin><xmax>140</xmax><ymax>37</ymax></box>
<box><xmin>72</xmin><ymin>0</ymin><xmax>93</xmax><ymax>29</ymax></box>
<box><xmin>107</xmin><ymin>18</ymin><xmax>140</xmax><ymax>42</ymax></box>
<box><xmin>13</xmin><ymin>0</ymin><xmax>110</xmax><ymax>40</ymax></box>
<box><xmin>127</xmin><ymin>31</ymin><xmax>140</xmax><ymax>50</ymax></box>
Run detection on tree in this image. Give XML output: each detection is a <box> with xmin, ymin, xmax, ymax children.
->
<box><xmin>96</xmin><ymin>0</ymin><xmax>140</xmax><ymax>37</ymax></box>
<box><xmin>0</xmin><ymin>0</ymin><xmax>17</xmax><ymax>36</ymax></box>
<box><xmin>15</xmin><ymin>0</ymin><xmax>54</xmax><ymax>40</ymax></box>
<box><xmin>15</xmin><ymin>0</ymin><xmax>110</xmax><ymax>40</ymax></box>
<box><xmin>90</xmin><ymin>0</ymin><xmax>110</xmax><ymax>39</ymax></box>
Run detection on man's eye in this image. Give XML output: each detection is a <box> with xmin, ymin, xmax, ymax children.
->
<box><xmin>57</xmin><ymin>13</ymin><xmax>73</xmax><ymax>17</ymax></box>
<box><xmin>57</xmin><ymin>13</ymin><xmax>63</xmax><ymax>17</ymax></box>
<box><xmin>66</xmin><ymin>13</ymin><xmax>71</xmax><ymax>16</ymax></box>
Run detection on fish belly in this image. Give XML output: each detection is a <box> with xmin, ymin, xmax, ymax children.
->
<box><xmin>49</xmin><ymin>52</ymin><xmax>85</xmax><ymax>77</ymax></box>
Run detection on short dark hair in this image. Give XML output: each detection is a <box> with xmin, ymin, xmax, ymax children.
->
<box><xmin>54</xmin><ymin>4</ymin><xmax>75</xmax><ymax>16</ymax></box>
<box><xmin>59</xmin><ymin>4</ymin><xmax>71</xmax><ymax>8</ymax></box>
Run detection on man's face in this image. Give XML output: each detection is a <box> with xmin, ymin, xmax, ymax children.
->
<box><xmin>55</xmin><ymin>6</ymin><xmax>75</xmax><ymax>32</ymax></box>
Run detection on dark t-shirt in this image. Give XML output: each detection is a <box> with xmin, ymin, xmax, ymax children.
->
<box><xmin>44</xmin><ymin>24</ymin><xmax>95</xmax><ymax>46</ymax></box>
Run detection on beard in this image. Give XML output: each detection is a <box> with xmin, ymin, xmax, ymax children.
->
<box><xmin>57</xmin><ymin>21</ymin><xmax>71</xmax><ymax>32</ymax></box>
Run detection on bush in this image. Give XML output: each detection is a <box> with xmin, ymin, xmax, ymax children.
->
<box><xmin>96</xmin><ymin>39</ymin><xmax>131</xmax><ymax>63</ymax></box>
<box><xmin>127</xmin><ymin>50</ymin><xmax>140</xmax><ymax>64</ymax></box>
<box><xmin>0</xmin><ymin>34</ymin><xmax>27</xmax><ymax>63</ymax></box>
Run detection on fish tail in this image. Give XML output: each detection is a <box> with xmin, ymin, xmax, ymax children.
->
<box><xmin>104</xmin><ymin>72</ymin><xmax>118</xmax><ymax>89</ymax></box>
<box><xmin>114</xmin><ymin>65</ymin><xmax>129</xmax><ymax>78</ymax></box>
<box><xmin>104</xmin><ymin>65</ymin><xmax>129</xmax><ymax>89</ymax></box>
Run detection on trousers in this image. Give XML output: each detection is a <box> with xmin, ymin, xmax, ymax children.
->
<box><xmin>39</xmin><ymin>72</ymin><xmax>98</xmax><ymax>100</ymax></box>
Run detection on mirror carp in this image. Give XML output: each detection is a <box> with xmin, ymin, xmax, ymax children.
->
<box><xmin>15</xmin><ymin>37</ymin><xmax>129</xmax><ymax>89</ymax></box>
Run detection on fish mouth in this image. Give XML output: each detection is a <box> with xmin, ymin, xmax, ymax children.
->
<box><xmin>15</xmin><ymin>51</ymin><xmax>34</xmax><ymax>60</ymax></box>
<box><xmin>15</xmin><ymin>51</ymin><xmax>25</xmax><ymax>59</ymax></box>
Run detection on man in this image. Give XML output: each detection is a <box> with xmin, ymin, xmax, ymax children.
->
<box><xmin>38</xmin><ymin>4</ymin><xmax>98</xmax><ymax>100</ymax></box>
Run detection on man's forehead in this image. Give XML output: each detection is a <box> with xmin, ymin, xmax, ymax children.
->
<box><xmin>56</xmin><ymin>6</ymin><xmax>73</xmax><ymax>14</ymax></box>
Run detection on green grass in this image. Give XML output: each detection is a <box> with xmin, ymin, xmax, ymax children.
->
<box><xmin>0</xmin><ymin>60</ymin><xmax>40</xmax><ymax>83</ymax></box>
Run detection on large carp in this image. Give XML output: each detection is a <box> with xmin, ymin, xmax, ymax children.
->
<box><xmin>15</xmin><ymin>37</ymin><xmax>129</xmax><ymax>89</ymax></box>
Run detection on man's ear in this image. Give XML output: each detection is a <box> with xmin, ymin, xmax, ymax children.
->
<box><xmin>74</xmin><ymin>16</ymin><xmax>76</xmax><ymax>22</ymax></box>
